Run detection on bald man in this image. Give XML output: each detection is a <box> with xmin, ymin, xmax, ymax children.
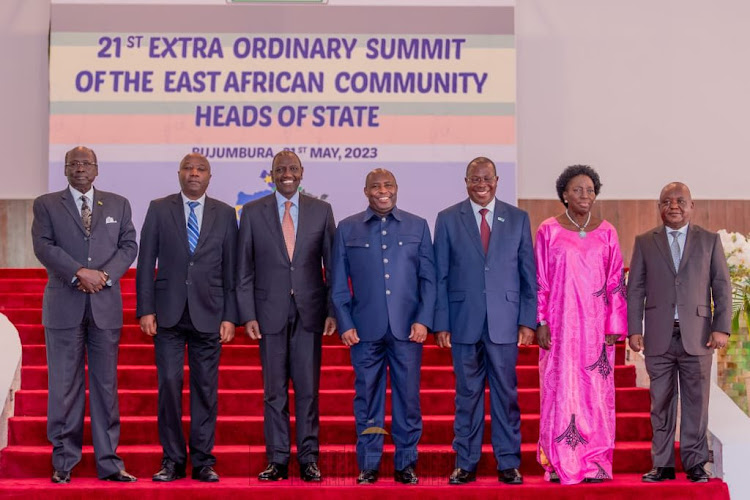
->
<box><xmin>136</xmin><ymin>153</ymin><xmax>238</xmax><ymax>483</ymax></box>
<box><xmin>627</xmin><ymin>182</ymin><xmax>731</xmax><ymax>483</ymax></box>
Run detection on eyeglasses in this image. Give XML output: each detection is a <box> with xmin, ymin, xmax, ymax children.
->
<box><xmin>65</xmin><ymin>161</ymin><xmax>97</xmax><ymax>168</ymax></box>
<box><xmin>466</xmin><ymin>176</ymin><xmax>497</xmax><ymax>185</ymax></box>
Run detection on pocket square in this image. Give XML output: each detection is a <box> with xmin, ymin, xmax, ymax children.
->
<box><xmin>105</xmin><ymin>216</ymin><xmax>117</xmax><ymax>224</ymax></box>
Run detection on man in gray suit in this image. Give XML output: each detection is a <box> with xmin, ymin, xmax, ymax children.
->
<box><xmin>136</xmin><ymin>152</ymin><xmax>238</xmax><ymax>483</ymax></box>
<box><xmin>237</xmin><ymin>150</ymin><xmax>336</xmax><ymax>482</ymax></box>
<box><xmin>627</xmin><ymin>181</ymin><xmax>732</xmax><ymax>483</ymax></box>
<box><xmin>31</xmin><ymin>146</ymin><xmax>138</xmax><ymax>484</ymax></box>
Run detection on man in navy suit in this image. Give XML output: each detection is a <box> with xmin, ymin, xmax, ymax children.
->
<box><xmin>434</xmin><ymin>157</ymin><xmax>537</xmax><ymax>485</ymax></box>
<box><xmin>237</xmin><ymin>150</ymin><xmax>336</xmax><ymax>482</ymax></box>
<box><xmin>331</xmin><ymin>168</ymin><xmax>436</xmax><ymax>485</ymax></box>
<box><xmin>32</xmin><ymin>146</ymin><xmax>138</xmax><ymax>483</ymax></box>
<box><xmin>136</xmin><ymin>152</ymin><xmax>238</xmax><ymax>483</ymax></box>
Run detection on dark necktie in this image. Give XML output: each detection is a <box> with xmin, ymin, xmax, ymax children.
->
<box><xmin>187</xmin><ymin>201</ymin><xmax>200</xmax><ymax>254</ymax></box>
<box><xmin>479</xmin><ymin>208</ymin><xmax>491</xmax><ymax>254</ymax></box>
<box><xmin>80</xmin><ymin>195</ymin><xmax>92</xmax><ymax>236</ymax></box>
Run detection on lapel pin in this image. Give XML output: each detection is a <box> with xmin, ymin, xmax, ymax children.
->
<box><xmin>97</xmin><ymin>201</ymin><xmax>103</xmax><ymax>206</ymax></box>
<box><xmin>498</xmin><ymin>217</ymin><xmax>505</xmax><ymax>222</ymax></box>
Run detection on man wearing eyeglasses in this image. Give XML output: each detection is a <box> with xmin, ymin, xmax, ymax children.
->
<box><xmin>627</xmin><ymin>182</ymin><xmax>732</xmax><ymax>483</ymax></box>
<box><xmin>433</xmin><ymin>156</ymin><xmax>537</xmax><ymax>485</ymax></box>
<box><xmin>31</xmin><ymin>146</ymin><xmax>138</xmax><ymax>484</ymax></box>
<box><xmin>237</xmin><ymin>150</ymin><xmax>336</xmax><ymax>483</ymax></box>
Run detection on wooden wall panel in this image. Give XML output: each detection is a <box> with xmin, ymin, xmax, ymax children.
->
<box><xmin>1</xmin><ymin>198</ymin><xmax>749</xmax><ymax>268</ymax></box>
<box><xmin>519</xmin><ymin>199</ymin><xmax>750</xmax><ymax>266</ymax></box>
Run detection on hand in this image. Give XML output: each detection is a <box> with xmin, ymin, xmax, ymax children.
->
<box><xmin>75</xmin><ymin>268</ymin><xmax>106</xmax><ymax>294</ymax></box>
<box><xmin>435</xmin><ymin>331</ymin><xmax>451</xmax><ymax>348</ymax></box>
<box><xmin>341</xmin><ymin>328</ymin><xmax>360</xmax><ymax>346</ymax></box>
<box><xmin>537</xmin><ymin>324</ymin><xmax>551</xmax><ymax>350</ymax></box>
<box><xmin>605</xmin><ymin>334</ymin><xmax>620</xmax><ymax>346</ymax></box>
<box><xmin>323</xmin><ymin>316</ymin><xmax>337</xmax><ymax>336</ymax></box>
<box><xmin>409</xmin><ymin>323</ymin><xmax>428</xmax><ymax>343</ymax></box>
<box><xmin>219</xmin><ymin>321</ymin><xmax>235</xmax><ymax>344</ymax></box>
<box><xmin>707</xmin><ymin>331</ymin><xmax>729</xmax><ymax>349</ymax></box>
<box><xmin>139</xmin><ymin>314</ymin><xmax>157</xmax><ymax>337</ymax></box>
<box><xmin>518</xmin><ymin>326</ymin><xmax>535</xmax><ymax>346</ymax></box>
<box><xmin>628</xmin><ymin>334</ymin><xmax>644</xmax><ymax>353</ymax></box>
<box><xmin>245</xmin><ymin>320</ymin><xmax>262</xmax><ymax>340</ymax></box>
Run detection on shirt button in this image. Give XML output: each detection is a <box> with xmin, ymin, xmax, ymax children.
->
<box><xmin>382</xmin><ymin>230</ymin><xmax>387</xmax><ymax>235</ymax></box>
<box><xmin>398</xmin><ymin>241</ymin><xmax>403</xmax><ymax>246</ymax></box>
<box><xmin>365</xmin><ymin>243</ymin><xmax>370</xmax><ymax>248</ymax></box>
<box><xmin>383</xmin><ymin>258</ymin><xmax>389</xmax><ymax>264</ymax></box>
<box><xmin>381</xmin><ymin>217</ymin><xmax>386</xmax><ymax>222</ymax></box>
<box><xmin>382</xmin><ymin>244</ymin><xmax>387</xmax><ymax>250</ymax></box>
<box><xmin>385</xmin><ymin>274</ymin><xmax>390</xmax><ymax>279</ymax></box>
<box><xmin>386</xmin><ymin>290</ymin><xmax>391</xmax><ymax>295</ymax></box>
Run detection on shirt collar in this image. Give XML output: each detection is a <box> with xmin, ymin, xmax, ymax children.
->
<box><xmin>69</xmin><ymin>185</ymin><xmax>94</xmax><ymax>201</ymax></box>
<box><xmin>469</xmin><ymin>197</ymin><xmax>496</xmax><ymax>216</ymax></box>
<box><xmin>667</xmin><ymin>223</ymin><xmax>689</xmax><ymax>237</ymax></box>
<box><xmin>364</xmin><ymin>205</ymin><xmax>402</xmax><ymax>222</ymax></box>
<box><xmin>275</xmin><ymin>190</ymin><xmax>300</xmax><ymax>208</ymax></box>
<box><xmin>181</xmin><ymin>192</ymin><xmax>207</xmax><ymax>206</ymax></box>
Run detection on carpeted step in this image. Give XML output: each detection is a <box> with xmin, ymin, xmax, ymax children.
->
<box><xmin>0</xmin><ymin>476</ymin><xmax>730</xmax><ymax>500</ymax></box>
<box><xmin>0</xmin><ymin>443</ymin><xmax>681</xmax><ymax>478</ymax></box>
<box><xmin>19</xmin><ymin>364</ymin><xmax>637</xmax><ymax>391</ymax></box>
<box><xmin>13</xmin><ymin>387</ymin><xmax>651</xmax><ymax>417</ymax></box>
<box><xmin>8</xmin><ymin>413</ymin><xmax>653</xmax><ymax>447</ymax></box>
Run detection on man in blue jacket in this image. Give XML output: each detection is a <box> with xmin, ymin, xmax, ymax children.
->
<box><xmin>331</xmin><ymin>168</ymin><xmax>436</xmax><ymax>485</ymax></box>
<box><xmin>434</xmin><ymin>157</ymin><xmax>537</xmax><ymax>485</ymax></box>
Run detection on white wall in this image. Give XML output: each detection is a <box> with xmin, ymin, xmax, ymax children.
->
<box><xmin>3</xmin><ymin>0</ymin><xmax>750</xmax><ymax>200</ymax></box>
<box><xmin>0</xmin><ymin>0</ymin><xmax>49</xmax><ymax>199</ymax></box>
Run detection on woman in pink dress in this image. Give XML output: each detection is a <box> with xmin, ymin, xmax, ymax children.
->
<box><xmin>535</xmin><ymin>165</ymin><xmax>627</xmax><ymax>484</ymax></box>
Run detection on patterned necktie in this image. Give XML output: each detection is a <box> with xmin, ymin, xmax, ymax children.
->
<box><xmin>282</xmin><ymin>201</ymin><xmax>296</xmax><ymax>260</ymax></box>
<box><xmin>187</xmin><ymin>201</ymin><xmax>200</xmax><ymax>254</ymax></box>
<box><xmin>80</xmin><ymin>195</ymin><xmax>92</xmax><ymax>236</ymax></box>
<box><xmin>669</xmin><ymin>230</ymin><xmax>681</xmax><ymax>272</ymax></box>
<box><xmin>479</xmin><ymin>208</ymin><xmax>491</xmax><ymax>254</ymax></box>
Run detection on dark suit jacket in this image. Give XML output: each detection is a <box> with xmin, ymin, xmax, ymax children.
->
<box><xmin>331</xmin><ymin>207</ymin><xmax>436</xmax><ymax>341</ymax></box>
<box><xmin>135</xmin><ymin>193</ymin><xmax>238</xmax><ymax>333</ymax></box>
<box><xmin>627</xmin><ymin>224</ymin><xmax>732</xmax><ymax>356</ymax></box>
<box><xmin>236</xmin><ymin>193</ymin><xmax>335</xmax><ymax>334</ymax></box>
<box><xmin>31</xmin><ymin>187</ymin><xmax>137</xmax><ymax>330</ymax></box>
<box><xmin>433</xmin><ymin>198</ymin><xmax>537</xmax><ymax>344</ymax></box>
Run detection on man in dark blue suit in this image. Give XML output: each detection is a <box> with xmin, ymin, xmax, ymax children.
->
<box><xmin>434</xmin><ymin>157</ymin><xmax>537</xmax><ymax>485</ymax></box>
<box><xmin>331</xmin><ymin>169</ymin><xmax>436</xmax><ymax>485</ymax></box>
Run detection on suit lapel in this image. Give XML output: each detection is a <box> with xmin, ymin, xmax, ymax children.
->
<box><xmin>169</xmin><ymin>193</ymin><xmax>191</xmax><ymax>255</ymax></box>
<box><xmin>293</xmin><ymin>195</ymin><xmax>312</xmax><ymax>263</ymax></box>
<box><xmin>459</xmin><ymin>199</ymin><xmax>486</xmax><ymax>259</ymax></box>
<box><xmin>261</xmin><ymin>194</ymin><xmax>290</xmax><ymax>262</ymax></box>
<box><xmin>678</xmin><ymin>225</ymin><xmax>699</xmax><ymax>274</ymax></box>
<box><xmin>487</xmin><ymin>199</ymin><xmax>507</xmax><ymax>258</ymax></box>
<box><xmin>60</xmin><ymin>188</ymin><xmax>87</xmax><ymax>235</ymax></box>
<box><xmin>90</xmin><ymin>188</ymin><xmax>104</xmax><ymax>233</ymax></box>
<box><xmin>653</xmin><ymin>226</ymin><xmax>677</xmax><ymax>274</ymax></box>
<box><xmin>193</xmin><ymin>197</ymin><xmax>217</xmax><ymax>255</ymax></box>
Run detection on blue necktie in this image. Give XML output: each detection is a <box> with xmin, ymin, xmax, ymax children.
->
<box><xmin>187</xmin><ymin>201</ymin><xmax>200</xmax><ymax>254</ymax></box>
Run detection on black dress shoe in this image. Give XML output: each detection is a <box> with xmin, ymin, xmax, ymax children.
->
<box><xmin>686</xmin><ymin>464</ymin><xmax>710</xmax><ymax>483</ymax></box>
<box><xmin>300</xmin><ymin>462</ymin><xmax>322</xmax><ymax>482</ymax></box>
<box><xmin>152</xmin><ymin>459</ymin><xmax>186</xmax><ymax>482</ymax></box>
<box><xmin>51</xmin><ymin>470</ymin><xmax>71</xmax><ymax>484</ymax></box>
<box><xmin>498</xmin><ymin>468</ymin><xmax>523</xmax><ymax>484</ymax></box>
<box><xmin>549</xmin><ymin>471</ymin><xmax>560</xmax><ymax>483</ymax></box>
<box><xmin>448</xmin><ymin>468</ymin><xmax>476</xmax><ymax>485</ymax></box>
<box><xmin>583</xmin><ymin>477</ymin><xmax>604</xmax><ymax>483</ymax></box>
<box><xmin>258</xmin><ymin>463</ymin><xmax>288</xmax><ymax>481</ymax></box>
<box><xmin>394</xmin><ymin>465</ymin><xmax>418</xmax><ymax>484</ymax></box>
<box><xmin>641</xmin><ymin>467</ymin><xmax>676</xmax><ymax>482</ymax></box>
<box><xmin>192</xmin><ymin>465</ymin><xmax>220</xmax><ymax>482</ymax></box>
<box><xmin>357</xmin><ymin>469</ymin><xmax>379</xmax><ymax>484</ymax></box>
<box><xmin>102</xmin><ymin>470</ymin><xmax>137</xmax><ymax>482</ymax></box>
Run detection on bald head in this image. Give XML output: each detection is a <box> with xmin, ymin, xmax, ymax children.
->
<box><xmin>659</xmin><ymin>181</ymin><xmax>694</xmax><ymax>229</ymax></box>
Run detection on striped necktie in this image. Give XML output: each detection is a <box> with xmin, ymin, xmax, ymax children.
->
<box><xmin>187</xmin><ymin>201</ymin><xmax>200</xmax><ymax>254</ymax></box>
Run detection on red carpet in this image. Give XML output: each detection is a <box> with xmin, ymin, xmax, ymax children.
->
<box><xmin>0</xmin><ymin>269</ymin><xmax>729</xmax><ymax>498</ymax></box>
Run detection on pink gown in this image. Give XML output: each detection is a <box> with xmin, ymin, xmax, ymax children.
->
<box><xmin>534</xmin><ymin>217</ymin><xmax>627</xmax><ymax>484</ymax></box>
